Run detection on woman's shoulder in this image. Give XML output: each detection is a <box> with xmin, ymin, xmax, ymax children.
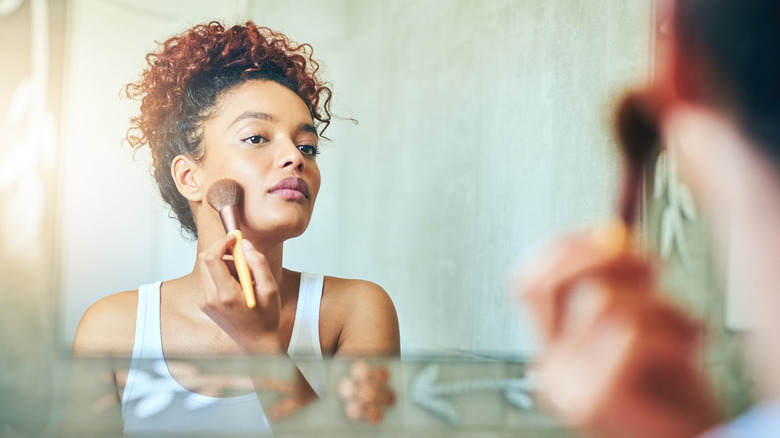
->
<box><xmin>72</xmin><ymin>289</ymin><xmax>139</xmax><ymax>356</ymax></box>
<box><xmin>321</xmin><ymin>276</ymin><xmax>394</xmax><ymax>309</ymax></box>
<box><xmin>320</xmin><ymin>275</ymin><xmax>400</xmax><ymax>355</ymax></box>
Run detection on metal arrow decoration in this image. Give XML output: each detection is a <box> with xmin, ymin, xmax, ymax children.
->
<box><xmin>410</xmin><ymin>363</ymin><xmax>537</xmax><ymax>424</ymax></box>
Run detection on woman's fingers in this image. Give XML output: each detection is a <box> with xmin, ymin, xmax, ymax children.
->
<box><xmin>193</xmin><ymin>236</ymin><xmax>283</xmax><ymax>353</ymax></box>
<box><xmin>518</xmin><ymin>227</ymin><xmax>719</xmax><ymax>438</ymax></box>
<box><xmin>241</xmin><ymin>240</ymin><xmax>280</xmax><ymax>310</ymax></box>
<box><xmin>538</xmin><ymin>295</ymin><xmax>712</xmax><ymax>438</ymax></box>
<box><xmin>516</xmin><ymin>228</ymin><xmax>654</xmax><ymax>342</ymax></box>
<box><xmin>198</xmin><ymin>233</ymin><xmax>244</xmax><ymax>307</ymax></box>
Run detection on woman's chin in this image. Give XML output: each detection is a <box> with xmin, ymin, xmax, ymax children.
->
<box><xmin>243</xmin><ymin>220</ymin><xmax>310</xmax><ymax>243</ymax></box>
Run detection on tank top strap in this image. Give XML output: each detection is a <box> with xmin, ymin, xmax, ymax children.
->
<box><xmin>287</xmin><ymin>272</ymin><xmax>326</xmax><ymax>395</ymax></box>
<box><xmin>287</xmin><ymin>272</ymin><xmax>324</xmax><ymax>358</ymax></box>
<box><xmin>122</xmin><ymin>281</ymin><xmax>163</xmax><ymax>406</ymax></box>
<box><xmin>134</xmin><ymin>281</ymin><xmax>164</xmax><ymax>358</ymax></box>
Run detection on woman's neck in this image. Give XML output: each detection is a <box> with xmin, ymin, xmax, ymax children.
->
<box><xmin>667</xmin><ymin>105</ymin><xmax>780</xmax><ymax>399</ymax></box>
<box><xmin>692</xmin><ymin>112</ymin><xmax>780</xmax><ymax>399</ymax></box>
<box><xmin>714</xmin><ymin>154</ymin><xmax>780</xmax><ymax>400</ymax></box>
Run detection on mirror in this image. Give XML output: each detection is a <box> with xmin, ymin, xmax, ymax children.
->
<box><xmin>1</xmin><ymin>0</ymin><xmax>653</xmax><ymax>359</ymax></box>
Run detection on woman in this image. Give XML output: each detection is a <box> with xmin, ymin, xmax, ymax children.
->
<box><xmin>70</xmin><ymin>21</ymin><xmax>400</xmax><ymax>435</ymax></box>
<box><xmin>518</xmin><ymin>0</ymin><xmax>780</xmax><ymax>437</ymax></box>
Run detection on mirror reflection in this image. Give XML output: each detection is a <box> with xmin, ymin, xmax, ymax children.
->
<box><xmin>47</xmin><ymin>0</ymin><xmax>651</xmax><ymax>358</ymax></box>
<box><xmin>3</xmin><ymin>0</ymin><xmax>709</xmax><ymax>436</ymax></box>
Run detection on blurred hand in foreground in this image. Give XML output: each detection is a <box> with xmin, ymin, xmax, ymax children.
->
<box><xmin>515</xmin><ymin>226</ymin><xmax>722</xmax><ymax>438</ymax></box>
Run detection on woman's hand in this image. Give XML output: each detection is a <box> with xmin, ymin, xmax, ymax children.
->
<box><xmin>198</xmin><ymin>234</ymin><xmax>282</xmax><ymax>354</ymax></box>
<box><xmin>515</xmin><ymin>228</ymin><xmax>721</xmax><ymax>438</ymax></box>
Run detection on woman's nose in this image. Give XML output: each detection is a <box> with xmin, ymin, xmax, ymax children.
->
<box><xmin>276</xmin><ymin>140</ymin><xmax>305</xmax><ymax>172</ymax></box>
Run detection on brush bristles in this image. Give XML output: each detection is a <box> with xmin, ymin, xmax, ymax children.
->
<box><xmin>207</xmin><ymin>179</ymin><xmax>242</xmax><ymax>211</ymax></box>
<box><xmin>615</xmin><ymin>93</ymin><xmax>659</xmax><ymax>169</ymax></box>
<box><xmin>613</xmin><ymin>92</ymin><xmax>659</xmax><ymax>226</ymax></box>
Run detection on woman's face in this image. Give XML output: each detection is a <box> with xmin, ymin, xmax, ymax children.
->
<box><xmin>197</xmin><ymin>79</ymin><xmax>321</xmax><ymax>241</ymax></box>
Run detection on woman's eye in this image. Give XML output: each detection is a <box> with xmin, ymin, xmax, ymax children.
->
<box><xmin>298</xmin><ymin>144</ymin><xmax>320</xmax><ymax>157</ymax></box>
<box><xmin>243</xmin><ymin>135</ymin><xmax>267</xmax><ymax>145</ymax></box>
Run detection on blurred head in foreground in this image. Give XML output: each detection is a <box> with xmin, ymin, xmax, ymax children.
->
<box><xmin>658</xmin><ymin>0</ymin><xmax>780</xmax><ymax>397</ymax></box>
<box><xmin>518</xmin><ymin>2</ymin><xmax>780</xmax><ymax>437</ymax></box>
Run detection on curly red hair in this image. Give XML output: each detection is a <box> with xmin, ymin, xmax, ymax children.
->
<box><xmin>125</xmin><ymin>21</ymin><xmax>333</xmax><ymax>238</ymax></box>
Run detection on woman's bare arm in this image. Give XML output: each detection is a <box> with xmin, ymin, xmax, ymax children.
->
<box><xmin>65</xmin><ymin>292</ymin><xmax>136</xmax><ymax>436</ymax></box>
<box><xmin>326</xmin><ymin>278</ymin><xmax>401</xmax><ymax>357</ymax></box>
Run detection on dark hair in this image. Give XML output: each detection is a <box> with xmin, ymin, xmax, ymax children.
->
<box><xmin>673</xmin><ymin>0</ymin><xmax>780</xmax><ymax>161</ymax></box>
<box><xmin>125</xmin><ymin>21</ymin><xmax>333</xmax><ymax>238</ymax></box>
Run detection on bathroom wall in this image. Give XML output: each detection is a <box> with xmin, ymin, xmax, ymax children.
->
<box><xmin>281</xmin><ymin>1</ymin><xmax>654</xmax><ymax>356</ymax></box>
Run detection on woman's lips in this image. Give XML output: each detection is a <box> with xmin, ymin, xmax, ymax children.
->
<box><xmin>269</xmin><ymin>177</ymin><xmax>310</xmax><ymax>200</ymax></box>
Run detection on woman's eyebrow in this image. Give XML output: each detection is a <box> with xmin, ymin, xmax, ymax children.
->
<box><xmin>299</xmin><ymin>123</ymin><xmax>318</xmax><ymax>136</ymax></box>
<box><xmin>229</xmin><ymin>112</ymin><xmax>317</xmax><ymax>137</ymax></box>
<box><xmin>230</xmin><ymin>111</ymin><xmax>277</xmax><ymax>127</ymax></box>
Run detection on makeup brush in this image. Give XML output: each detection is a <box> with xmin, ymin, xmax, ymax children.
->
<box><xmin>605</xmin><ymin>92</ymin><xmax>661</xmax><ymax>252</ymax></box>
<box><xmin>567</xmin><ymin>94</ymin><xmax>661</xmax><ymax>326</ymax></box>
<box><xmin>206</xmin><ymin>179</ymin><xmax>256</xmax><ymax>308</ymax></box>
<box><xmin>615</xmin><ymin>92</ymin><xmax>659</xmax><ymax>226</ymax></box>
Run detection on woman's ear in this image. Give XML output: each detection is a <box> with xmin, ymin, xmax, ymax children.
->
<box><xmin>171</xmin><ymin>155</ymin><xmax>203</xmax><ymax>202</ymax></box>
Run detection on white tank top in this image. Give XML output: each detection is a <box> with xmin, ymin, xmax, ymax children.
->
<box><xmin>121</xmin><ymin>272</ymin><xmax>326</xmax><ymax>435</ymax></box>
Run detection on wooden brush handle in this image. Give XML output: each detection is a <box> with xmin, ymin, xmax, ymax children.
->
<box><xmin>229</xmin><ymin>229</ymin><xmax>256</xmax><ymax>308</ymax></box>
